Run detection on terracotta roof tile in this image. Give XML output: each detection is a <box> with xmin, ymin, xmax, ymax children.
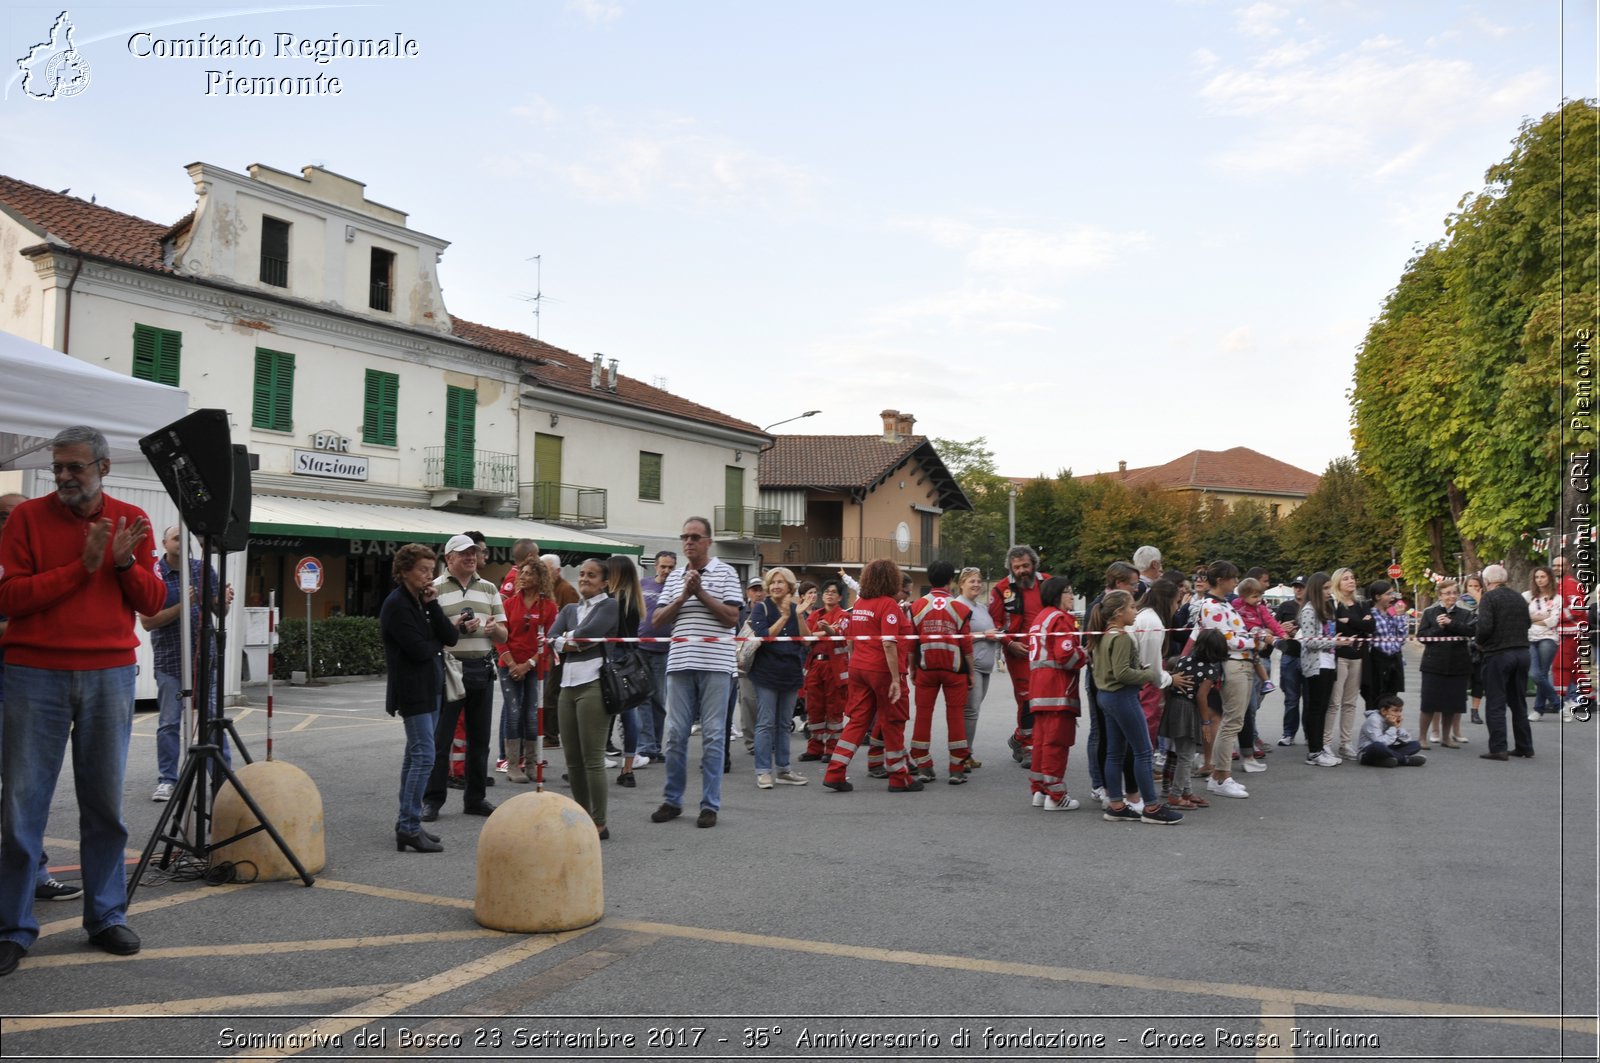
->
<box><xmin>1072</xmin><ymin>447</ymin><xmax>1320</xmax><ymax>497</ymax></box>
<box><xmin>0</xmin><ymin>174</ymin><xmax>171</xmax><ymax>272</ymax></box>
<box><xmin>760</xmin><ymin>435</ymin><xmax>972</xmax><ymax>511</ymax></box>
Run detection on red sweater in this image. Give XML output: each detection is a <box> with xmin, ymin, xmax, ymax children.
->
<box><xmin>0</xmin><ymin>493</ymin><xmax>166</xmax><ymax>669</ymax></box>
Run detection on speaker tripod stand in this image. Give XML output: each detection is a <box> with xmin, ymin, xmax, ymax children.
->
<box><xmin>127</xmin><ymin>533</ymin><xmax>314</xmax><ymax>901</ymax></box>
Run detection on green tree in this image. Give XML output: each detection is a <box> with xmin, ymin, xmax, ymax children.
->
<box><xmin>1278</xmin><ymin>457</ymin><xmax>1401</xmax><ymax>580</ymax></box>
<box><xmin>931</xmin><ymin>436</ymin><xmax>1009</xmax><ymax>577</ymax></box>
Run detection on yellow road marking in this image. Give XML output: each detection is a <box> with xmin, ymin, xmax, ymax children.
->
<box><xmin>219</xmin><ymin>928</ymin><xmax>595</xmax><ymax>1062</ymax></box>
<box><xmin>605</xmin><ymin>919</ymin><xmax>1593</xmax><ymax>1034</ymax></box>
<box><xmin>37</xmin><ymin>884</ymin><xmax>248</xmax><ymax>939</ymax></box>
<box><xmin>1260</xmin><ymin>1000</ymin><xmax>1295</xmax><ymax>1058</ymax></box>
<box><xmin>288</xmin><ymin>714</ymin><xmax>319</xmax><ymax>731</ymax></box>
<box><xmin>4</xmin><ymin>984</ymin><xmax>402</xmax><ymax>1032</ymax></box>
<box><xmin>23</xmin><ymin>928</ymin><xmax>505</xmax><ymax>969</ymax></box>
<box><xmin>233</xmin><ymin>708</ymin><xmax>255</xmax><ymax>721</ymax></box>
<box><xmin>314</xmin><ymin>877</ymin><xmax>474</xmax><ymax>910</ymax></box>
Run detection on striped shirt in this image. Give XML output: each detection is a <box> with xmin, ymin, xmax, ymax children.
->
<box><xmin>657</xmin><ymin>556</ymin><xmax>741</xmax><ymax>673</ymax></box>
<box><xmin>433</xmin><ymin>572</ymin><xmax>506</xmax><ymax>659</ymax></box>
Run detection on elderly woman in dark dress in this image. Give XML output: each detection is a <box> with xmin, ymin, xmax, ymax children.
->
<box><xmin>1416</xmin><ymin>580</ymin><xmax>1476</xmax><ymax>750</ymax></box>
<box><xmin>380</xmin><ymin>544</ymin><xmax>459</xmax><ymax>853</ymax></box>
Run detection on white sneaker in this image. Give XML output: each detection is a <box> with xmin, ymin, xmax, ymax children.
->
<box><xmin>1192</xmin><ymin>753</ymin><xmax>1205</xmax><ymax>770</ymax></box>
<box><xmin>1043</xmin><ymin>794</ymin><xmax>1080</xmax><ymax>811</ymax></box>
<box><xmin>1031</xmin><ymin>791</ymin><xmax>1046</xmax><ymax>807</ymax></box>
<box><xmin>1314</xmin><ymin>751</ymin><xmax>1341</xmax><ymax>767</ymax></box>
<box><xmin>1562</xmin><ymin>710</ymin><xmax>1576</xmax><ymax>723</ymax></box>
<box><xmin>730</xmin><ymin>726</ymin><xmax>745</xmax><ymax>739</ymax></box>
<box><xmin>631</xmin><ymin>753</ymin><xmax>651</xmax><ymax>769</ymax></box>
<box><xmin>775</xmin><ymin>770</ymin><xmax>808</xmax><ymax>785</ymax></box>
<box><xmin>151</xmin><ymin>782</ymin><xmax>174</xmax><ymax>802</ymax></box>
<box><xmin>1240</xmin><ymin>757</ymin><xmax>1268</xmax><ymax>773</ymax></box>
<box><xmin>1127</xmin><ymin>798</ymin><xmax>1145</xmax><ymax>813</ymax></box>
<box><xmin>1208</xmin><ymin>777</ymin><xmax>1250</xmax><ymax>799</ymax></box>
<box><xmin>756</xmin><ymin>773</ymin><xmax>774</xmax><ymax>789</ymax></box>
<box><xmin>604</xmin><ymin>757</ymin><xmax>619</xmax><ymax>769</ymax></box>
<box><xmin>1152</xmin><ymin>750</ymin><xmax>1167</xmax><ymax>770</ymax></box>
<box><xmin>1090</xmin><ymin>786</ymin><xmax>1108</xmax><ymax>807</ymax></box>
<box><xmin>495</xmin><ymin>758</ymin><xmax>509</xmax><ymax>773</ymax></box>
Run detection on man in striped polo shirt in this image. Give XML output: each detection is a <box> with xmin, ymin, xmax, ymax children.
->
<box><xmin>650</xmin><ymin>516</ymin><xmax>743</xmax><ymax>828</ymax></box>
<box><xmin>422</xmin><ymin>534</ymin><xmax>508</xmax><ymax>821</ymax></box>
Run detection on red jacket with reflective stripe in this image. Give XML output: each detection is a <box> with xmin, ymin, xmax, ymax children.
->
<box><xmin>1026</xmin><ymin>607</ymin><xmax>1087</xmax><ymax>714</ymax></box>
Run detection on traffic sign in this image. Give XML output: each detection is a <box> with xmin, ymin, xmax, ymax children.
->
<box><xmin>1387</xmin><ymin>563</ymin><xmax>1404</xmax><ymax>579</ymax></box>
<box><xmin>295</xmin><ymin>556</ymin><xmax>325</xmax><ymax>593</ymax></box>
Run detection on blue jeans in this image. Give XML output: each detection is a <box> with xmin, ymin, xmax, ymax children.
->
<box><xmin>1529</xmin><ymin>640</ymin><xmax>1560</xmax><ymax>714</ymax></box>
<box><xmin>618</xmin><ymin>706</ymin><xmax>639</xmax><ymax>757</ymax></box>
<box><xmin>1098</xmin><ymin>684</ymin><xmax>1158</xmax><ymax>804</ymax></box>
<box><xmin>636</xmin><ymin>652</ymin><xmax>670</xmax><ymax>756</ymax></box>
<box><xmin>1</xmin><ymin>663</ymin><xmax>136</xmax><ymax>947</ymax></box>
<box><xmin>0</xmin><ymin>695</ymin><xmax>52</xmax><ymax>888</ymax></box>
<box><xmin>497</xmin><ymin>667</ymin><xmax>542</xmax><ymax>749</ymax></box>
<box><xmin>155</xmin><ymin>668</ymin><xmax>231</xmax><ymax>786</ymax></box>
<box><xmin>753</xmin><ymin>684</ymin><xmax>796</xmax><ymax>774</ymax></box>
<box><xmin>397</xmin><ymin>707</ymin><xmax>438</xmax><ymax>834</ymax></box>
<box><xmin>663</xmin><ymin>670</ymin><xmax>729</xmax><ymax>812</ymax></box>
<box><xmin>1278</xmin><ymin>655</ymin><xmax>1303</xmax><ymax>739</ymax></box>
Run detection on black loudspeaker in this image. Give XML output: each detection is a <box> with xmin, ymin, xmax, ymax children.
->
<box><xmin>214</xmin><ymin>445</ymin><xmax>253</xmax><ymax>552</ymax></box>
<box><xmin>139</xmin><ymin>409</ymin><xmax>234</xmax><ymax>536</ymax></box>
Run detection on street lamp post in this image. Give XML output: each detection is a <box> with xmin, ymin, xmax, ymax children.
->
<box><xmin>763</xmin><ymin>410</ymin><xmax>822</xmax><ymax>432</ymax></box>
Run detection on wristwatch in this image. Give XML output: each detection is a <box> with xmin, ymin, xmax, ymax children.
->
<box><xmin>114</xmin><ymin>556</ymin><xmax>135</xmax><ymax>572</ymax></box>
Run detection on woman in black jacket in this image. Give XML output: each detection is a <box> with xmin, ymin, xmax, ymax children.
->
<box><xmin>548</xmin><ymin>559</ymin><xmax>621</xmax><ymax>838</ymax></box>
<box><xmin>1417</xmin><ymin>579</ymin><xmax>1476</xmax><ymax>749</ymax></box>
<box><xmin>380</xmin><ymin>543</ymin><xmax>459</xmax><ymax>853</ymax></box>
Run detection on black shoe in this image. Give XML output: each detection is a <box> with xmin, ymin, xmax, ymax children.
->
<box><xmin>1471</xmin><ymin>710</ymin><xmax>1483</xmax><ymax>724</ymax></box>
<box><xmin>35</xmin><ymin>877</ymin><xmax>83</xmax><ymax>902</ymax></box>
<box><xmin>696</xmin><ymin>809</ymin><xmax>717</xmax><ymax>828</ymax></box>
<box><xmin>867</xmin><ymin>766</ymin><xmax>889</xmax><ymax>779</ymax></box>
<box><xmin>605</xmin><ymin>743</ymin><xmax>621</xmax><ymax>755</ymax></box>
<box><xmin>797</xmin><ymin>752</ymin><xmax>823</xmax><ymax>762</ymax></box>
<box><xmin>651</xmin><ymin>803</ymin><xmax>682</xmax><ymax>823</ymax></box>
<box><xmin>822</xmin><ymin>778</ymin><xmax>853</xmax><ymax>792</ymax></box>
<box><xmin>723</xmin><ymin>758</ymin><xmax>732</xmax><ymax>774</ymax></box>
<box><xmin>1400</xmin><ymin>754</ymin><xmax>1427</xmax><ymax>767</ymax></box>
<box><xmin>0</xmin><ymin>941</ymin><xmax>24</xmax><ymax>977</ymax></box>
<box><xmin>421</xmin><ymin>828</ymin><xmax>441</xmax><ymax>842</ymax></box>
<box><xmin>597</xmin><ymin>826</ymin><xmax>610</xmax><ymax>840</ymax></box>
<box><xmin>1480</xmin><ymin>751</ymin><xmax>1509</xmax><ymax>761</ymax></box>
<box><xmin>616</xmin><ymin>772</ymin><xmax>636</xmax><ymax>787</ymax></box>
<box><xmin>947</xmin><ymin>771</ymin><xmax>968</xmax><ymax>785</ymax></box>
<box><xmin>647</xmin><ymin>752</ymin><xmax>666</xmax><ymax>763</ymax></box>
<box><xmin>446</xmin><ymin>776</ymin><xmax>466</xmax><ymax>790</ymax></box>
<box><xmin>421</xmin><ymin>802</ymin><xmax>440</xmax><ymax>822</ymax></box>
<box><xmin>1510</xmin><ymin>749</ymin><xmax>1535</xmax><ymax>758</ymax></box>
<box><xmin>396</xmin><ymin>830</ymin><xmax>443</xmax><ymax>853</ymax></box>
<box><xmin>889</xmin><ymin>779</ymin><xmax>925</xmax><ymax>793</ymax></box>
<box><xmin>484</xmin><ymin>776</ymin><xmax>495</xmax><ymax>787</ymax></box>
<box><xmin>88</xmin><ymin>925</ymin><xmax>141</xmax><ymax>956</ymax></box>
<box><xmin>916</xmin><ymin>766</ymin><xmax>937</xmax><ymax>782</ymax></box>
<box><xmin>463</xmin><ymin>800</ymin><xmax>496</xmax><ymax>816</ymax></box>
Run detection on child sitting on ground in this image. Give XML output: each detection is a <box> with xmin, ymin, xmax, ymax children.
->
<box><xmin>1160</xmin><ymin>628</ymin><xmax>1229</xmax><ymax>808</ymax></box>
<box><xmin>1357</xmin><ymin>694</ymin><xmax>1426</xmax><ymax>767</ymax></box>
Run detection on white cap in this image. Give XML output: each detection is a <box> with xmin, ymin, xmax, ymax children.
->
<box><xmin>445</xmin><ymin>534</ymin><xmax>476</xmax><ymax>556</ymax></box>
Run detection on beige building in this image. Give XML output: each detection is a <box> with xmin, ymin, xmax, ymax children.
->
<box><xmin>1065</xmin><ymin>446</ymin><xmax>1322</xmax><ymax>520</ymax></box>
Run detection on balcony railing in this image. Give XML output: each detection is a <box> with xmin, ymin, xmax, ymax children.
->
<box><xmin>520</xmin><ymin>481</ymin><xmax>608</xmax><ymax>528</ymax></box>
<box><xmin>369</xmin><ymin>281</ymin><xmax>392</xmax><ymax>312</ymax></box>
<box><xmin>713</xmin><ymin>506</ymin><xmax>782</xmax><ymax>541</ymax></box>
<box><xmin>259</xmin><ymin>255</ymin><xmax>288</xmax><ymax>288</ymax></box>
<box><xmin>778</xmin><ymin>537</ymin><xmax>963</xmax><ymax>570</ymax></box>
<box><xmin>422</xmin><ymin>448</ymin><xmax>518</xmax><ymax>495</ymax></box>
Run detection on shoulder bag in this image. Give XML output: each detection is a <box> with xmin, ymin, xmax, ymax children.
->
<box><xmin>599</xmin><ymin>618</ymin><xmax>656</xmax><ymax>715</ymax></box>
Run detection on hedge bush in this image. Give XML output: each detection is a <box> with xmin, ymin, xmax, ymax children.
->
<box><xmin>272</xmin><ymin>616</ymin><xmax>386</xmax><ymax>680</ymax></box>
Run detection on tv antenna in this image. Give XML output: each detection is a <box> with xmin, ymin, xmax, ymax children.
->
<box><xmin>516</xmin><ymin>254</ymin><xmax>558</xmax><ymax>339</ymax></box>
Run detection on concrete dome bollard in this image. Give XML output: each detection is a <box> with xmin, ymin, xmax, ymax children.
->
<box><xmin>211</xmin><ymin>760</ymin><xmax>327</xmax><ymax>879</ymax></box>
<box><xmin>474</xmin><ymin>791</ymin><xmax>603</xmax><ymax>933</ymax></box>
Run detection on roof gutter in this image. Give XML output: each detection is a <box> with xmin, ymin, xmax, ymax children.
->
<box><xmin>59</xmin><ymin>247</ymin><xmax>85</xmax><ymax>354</ymax></box>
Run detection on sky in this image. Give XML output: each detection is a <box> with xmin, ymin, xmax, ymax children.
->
<box><xmin>2</xmin><ymin>1</ymin><xmax>1594</xmax><ymax>481</ymax></box>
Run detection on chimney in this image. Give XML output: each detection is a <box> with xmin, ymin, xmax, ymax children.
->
<box><xmin>605</xmin><ymin>357</ymin><xmax>619</xmax><ymax>392</ymax></box>
<box><xmin>1118</xmin><ymin>460</ymin><xmax>1127</xmax><ymax>475</ymax></box>
<box><xmin>880</xmin><ymin>409</ymin><xmax>901</xmax><ymax>441</ymax></box>
<box><xmin>897</xmin><ymin>412</ymin><xmax>916</xmax><ymax>438</ymax></box>
<box><xmin>590</xmin><ymin>353</ymin><xmax>603</xmax><ymax>389</ymax></box>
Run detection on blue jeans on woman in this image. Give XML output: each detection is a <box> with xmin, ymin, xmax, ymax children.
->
<box><xmin>1529</xmin><ymin>640</ymin><xmax>1560</xmax><ymax>715</ymax></box>
<box><xmin>497</xmin><ymin>668</ymin><xmax>541</xmax><ymax>746</ymax></box>
<box><xmin>1</xmin><ymin>664</ymin><xmax>135</xmax><ymax>949</ymax></box>
<box><xmin>1098</xmin><ymin>683</ymin><xmax>1158</xmax><ymax>804</ymax></box>
<box><xmin>397</xmin><ymin>707</ymin><xmax>439</xmax><ymax>834</ymax></box>
<box><xmin>753</xmin><ymin>684</ymin><xmax>797</xmax><ymax>775</ymax></box>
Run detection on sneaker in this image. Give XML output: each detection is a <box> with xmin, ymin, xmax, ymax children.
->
<box><xmin>1277</xmin><ymin>736</ymin><xmax>1295</xmax><ymax>746</ymax></box>
<box><xmin>1207</xmin><ymin>777</ymin><xmax>1250</xmax><ymax>798</ymax></box>
<box><xmin>151</xmin><ymin>782</ymin><xmax>175</xmax><ymax>802</ymax></box>
<box><xmin>756</xmin><ymin>773</ymin><xmax>774</xmax><ymax>789</ymax></box>
<box><xmin>35</xmin><ymin>877</ymin><xmax>82</xmax><ymax>902</ymax></box>
<box><xmin>1140</xmin><ymin>803</ymin><xmax>1184</xmax><ymax>825</ymax></box>
<box><xmin>964</xmin><ymin>757</ymin><xmax>983</xmax><ymax>770</ymax></box>
<box><xmin>946</xmin><ymin>771</ymin><xmax>968</xmax><ymax>785</ymax></box>
<box><xmin>1314</xmin><ymin>751</ymin><xmax>1341</xmax><ymax>767</ymax></box>
<box><xmin>1031</xmin><ymin>791</ymin><xmax>1046</xmax><ymax>807</ymax></box>
<box><xmin>604</xmin><ymin>757</ymin><xmax>619</xmax><ymax>769</ymax></box>
<box><xmin>1152</xmin><ymin>750</ymin><xmax>1167</xmax><ymax>771</ymax></box>
<box><xmin>729</xmin><ymin>726</ymin><xmax>744</xmax><ymax>739</ymax></box>
<box><xmin>1339</xmin><ymin>746</ymin><xmax>1358</xmax><ymax>760</ymax></box>
<box><xmin>495</xmin><ymin>759</ymin><xmax>508</xmax><ymax>773</ymax></box>
<box><xmin>822</xmin><ymin>777</ymin><xmax>854</xmax><ymax>792</ymax></box>
<box><xmin>1400</xmin><ymin>753</ymin><xmax>1427</xmax><ymax>766</ymax></box>
<box><xmin>916</xmin><ymin>765</ymin><xmax>937</xmax><ymax>782</ymax></box>
<box><xmin>630</xmin><ymin>753</ymin><xmax>651</xmax><ymax>769</ymax></box>
<box><xmin>775</xmin><ymin>770</ymin><xmax>808</xmax><ymax>785</ymax></box>
<box><xmin>1304</xmin><ymin>751</ymin><xmax>1320</xmax><ymax>765</ymax></box>
<box><xmin>1102</xmin><ymin>804</ymin><xmax>1141</xmax><ymax>823</ymax></box>
<box><xmin>1090</xmin><ymin>786</ymin><xmax>1108</xmax><ymax>807</ymax></box>
<box><xmin>1127</xmin><ymin>798</ymin><xmax>1145</xmax><ymax>813</ymax></box>
<box><xmin>867</xmin><ymin>766</ymin><xmax>889</xmax><ymax>779</ymax></box>
<box><xmin>1261</xmin><ymin>681</ymin><xmax>1276</xmax><ymax>694</ymax></box>
<box><xmin>1043</xmin><ymin>794</ymin><xmax>1080</xmax><ymax>811</ymax></box>
<box><xmin>888</xmin><ymin>778</ymin><xmax>925</xmax><ymax>793</ymax></box>
<box><xmin>1240</xmin><ymin>757</ymin><xmax>1268</xmax><ymax>773</ymax></box>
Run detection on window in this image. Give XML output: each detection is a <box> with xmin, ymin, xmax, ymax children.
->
<box><xmin>443</xmin><ymin>384</ymin><xmax>477</xmax><ymax>489</ymax></box>
<box><xmin>131</xmin><ymin>324</ymin><xmax>180</xmax><ymax>387</ymax></box>
<box><xmin>260</xmin><ymin>216</ymin><xmax>289</xmax><ymax>287</ymax></box>
<box><xmin>252</xmin><ymin>348</ymin><xmax>295</xmax><ymax>432</ymax></box>
<box><xmin>369</xmin><ymin>248</ymin><xmax>394</xmax><ymax>312</ymax></box>
<box><xmin>363</xmin><ymin>369</ymin><xmax>399</xmax><ymax>446</ymax></box>
<box><xmin>639</xmin><ymin>451</ymin><xmax>663</xmax><ymax>501</ymax></box>
<box><xmin>1270</xmin><ymin>503</ymin><xmax>1281</xmax><ymax>521</ymax></box>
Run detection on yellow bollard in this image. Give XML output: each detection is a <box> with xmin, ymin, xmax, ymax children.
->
<box><xmin>211</xmin><ymin>760</ymin><xmax>326</xmax><ymax>879</ymax></box>
<box><xmin>474</xmin><ymin>791</ymin><xmax>603</xmax><ymax>933</ymax></box>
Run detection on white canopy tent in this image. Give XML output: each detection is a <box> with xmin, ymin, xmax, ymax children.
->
<box><xmin>0</xmin><ymin>330</ymin><xmax>190</xmax><ymax>469</ymax></box>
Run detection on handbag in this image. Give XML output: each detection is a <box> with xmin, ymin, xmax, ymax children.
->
<box><xmin>442</xmin><ymin>653</ymin><xmax>465</xmax><ymax>702</ymax></box>
<box><xmin>599</xmin><ymin>644</ymin><xmax>655</xmax><ymax>715</ymax></box>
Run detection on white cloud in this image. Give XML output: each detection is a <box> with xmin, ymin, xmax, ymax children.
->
<box><xmin>1221</xmin><ymin>326</ymin><xmax>1254</xmax><ymax>352</ymax></box>
<box><xmin>510</xmin><ymin>95</ymin><xmax>560</xmax><ymax>125</ymax></box>
<box><xmin>567</xmin><ymin>0</ymin><xmax>622</xmax><ymax>24</ymax></box>
<box><xmin>1193</xmin><ymin>47</ymin><xmax>1221</xmax><ymax>71</ymax></box>
<box><xmin>1236</xmin><ymin>2</ymin><xmax>1288</xmax><ymax>38</ymax></box>
<box><xmin>890</xmin><ymin>217</ymin><xmax>1148</xmax><ymax>278</ymax></box>
<box><xmin>870</xmin><ymin>286</ymin><xmax>1060</xmax><ymax>330</ymax></box>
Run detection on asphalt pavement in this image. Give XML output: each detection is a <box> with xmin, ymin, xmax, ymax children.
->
<box><xmin>1</xmin><ymin>649</ymin><xmax>1595</xmax><ymax>1062</ymax></box>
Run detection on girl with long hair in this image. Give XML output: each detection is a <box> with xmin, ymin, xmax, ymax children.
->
<box><xmin>1525</xmin><ymin>566</ymin><xmax>1562</xmax><ymax>719</ymax></box>
<box><xmin>1086</xmin><ymin>590</ymin><xmax>1184</xmax><ymax>824</ymax></box>
<box><xmin>824</xmin><ymin>559</ymin><xmax>918</xmax><ymax>792</ymax></box>
<box><xmin>548</xmin><ymin>559</ymin><xmax>621</xmax><ymax>837</ymax></box>
<box><xmin>749</xmin><ymin>567</ymin><xmax>815</xmax><ymax>788</ymax></box>
<box><xmin>497</xmin><ymin>557</ymin><xmax>557</xmax><ymax>784</ymax></box>
<box><xmin>1327</xmin><ymin>567</ymin><xmax>1371</xmax><ymax>759</ymax></box>
<box><xmin>1297</xmin><ymin>571</ymin><xmax>1344</xmax><ymax>766</ymax></box>
<box><xmin>604</xmin><ymin>554</ymin><xmax>648</xmax><ymax>787</ymax></box>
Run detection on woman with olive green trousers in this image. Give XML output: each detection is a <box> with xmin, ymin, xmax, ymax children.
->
<box><xmin>547</xmin><ymin>559</ymin><xmax>621</xmax><ymax>838</ymax></box>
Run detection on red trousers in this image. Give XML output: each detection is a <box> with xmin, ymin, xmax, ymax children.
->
<box><xmin>1028</xmin><ymin>710</ymin><xmax>1078</xmax><ymax>796</ymax></box>
<box><xmin>825</xmin><ymin>669</ymin><xmax>910</xmax><ymax>786</ymax></box>
<box><xmin>803</xmin><ymin>658</ymin><xmax>847</xmax><ymax>757</ymax></box>
<box><xmin>1138</xmin><ymin>682</ymin><xmax>1165</xmax><ymax>748</ymax></box>
<box><xmin>911</xmin><ymin>668</ymin><xmax>971</xmax><ymax>771</ymax></box>
<box><xmin>1003</xmin><ymin>650</ymin><xmax>1033</xmax><ymax>737</ymax></box>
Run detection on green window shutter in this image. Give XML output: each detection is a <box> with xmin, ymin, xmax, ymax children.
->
<box><xmin>639</xmin><ymin>451</ymin><xmax>662</xmax><ymax>501</ymax></box>
<box><xmin>725</xmin><ymin>465</ymin><xmax>744</xmax><ymax>535</ymax></box>
<box><xmin>363</xmin><ymin>369</ymin><xmax>398</xmax><ymax>446</ymax></box>
<box><xmin>132</xmin><ymin>324</ymin><xmax>180</xmax><ymax>387</ymax></box>
<box><xmin>444</xmin><ymin>384</ymin><xmax>476</xmax><ymax>489</ymax></box>
<box><xmin>252</xmin><ymin>349</ymin><xmax>294</xmax><ymax>432</ymax></box>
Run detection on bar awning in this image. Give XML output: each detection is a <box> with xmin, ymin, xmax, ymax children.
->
<box><xmin>249</xmin><ymin>496</ymin><xmax>641</xmax><ymax>556</ymax></box>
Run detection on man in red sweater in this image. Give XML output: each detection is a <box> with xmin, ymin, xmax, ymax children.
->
<box><xmin>0</xmin><ymin>426</ymin><xmax>165</xmax><ymax>978</ymax></box>
<box><xmin>988</xmin><ymin>545</ymin><xmax>1048</xmax><ymax>765</ymax></box>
